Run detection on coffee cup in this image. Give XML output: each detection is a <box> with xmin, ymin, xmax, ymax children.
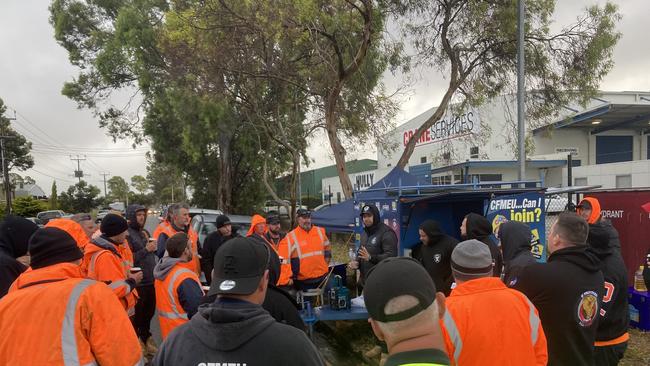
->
<box><xmin>202</xmin><ymin>285</ymin><xmax>211</xmax><ymax>292</ymax></box>
<box><xmin>130</xmin><ymin>267</ymin><xmax>142</xmax><ymax>274</ymax></box>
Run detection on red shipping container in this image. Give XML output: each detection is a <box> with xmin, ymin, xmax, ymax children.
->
<box><xmin>586</xmin><ymin>190</ymin><xmax>650</xmax><ymax>285</ymax></box>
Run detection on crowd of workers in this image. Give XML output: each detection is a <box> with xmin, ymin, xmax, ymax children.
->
<box><xmin>0</xmin><ymin>195</ymin><xmax>645</xmax><ymax>365</ymax></box>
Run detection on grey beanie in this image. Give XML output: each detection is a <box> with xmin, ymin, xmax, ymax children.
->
<box><xmin>451</xmin><ymin>239</ymin><xmax>493</xmax><ymax>279</ymax></box>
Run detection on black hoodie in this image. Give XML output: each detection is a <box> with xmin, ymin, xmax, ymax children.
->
<box><xmin>464</xmin><ymin>213</ymin><xmax>503</xmax><ymax>278</ymax></box>
<box><xmin>411</xmin><ymin>220</ymin><xmax>458</xmax><ymax>295</ymax></box>
<box><xmin>513</xmin><ymin>246</ymin><xmax>605</xmax><ymax>366</ymax></box>
<box><xmin>0</xmin><ymin>216</ymin><xmax>38</xmax><ymax>298</ymax></box>
<box><xmin>587</xmin><ymin>222</ymin><xmax>629</xmax><ymax>344</ymax></box>
<box><xmin>358</xmin><ymin>205</ymin><xmax>397</xmax><ymax>284</ymax></box>
<box><xmin>499</xmin><ymin>221</ymin><xmax>537</xmax><ymax>286</ymax></box>
<box><xmin>154</xmin><ymin>299</ymin><xmax>324</xmax><ymax>366</ymax></box>
<box><xmin>126</xmin><ymin>204</ymin><xmax>156</xmax><ymax>287</ymax></box>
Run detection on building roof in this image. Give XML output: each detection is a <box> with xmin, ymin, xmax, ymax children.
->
<box><xmin>14</xmin><ymin>184</ymin><xmax>47</xmax><ymax>198</ymax></box>
<box><xmin>533</xmin><ymin>93</ymin><xmax>650</xmax><ymax>134</ymax></box>
<box><xmin>429</xmin><ymin>159</ymin><xmax>567</xmax><ymax>175</ymax></box>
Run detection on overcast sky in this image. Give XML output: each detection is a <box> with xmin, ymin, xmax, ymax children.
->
<box><xmin>1</xmin><ymin>0</ymin><xmax>649</xmax><ymax>194</ymax></box>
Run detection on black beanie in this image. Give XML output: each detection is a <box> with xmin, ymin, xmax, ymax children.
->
<box><xmin>216</xmin><ymin>215</ymin><xmax>231</xmax><ymax>229</ymax></box>
<box><xmin>29</xmin><ymin>227</ymin><xmax>83</xmax><ymax>269</ymax></box>
<box><xmin>100</xmin><ymin>213</ymin><xmax>129</xmax><ymax>237</ymax></box>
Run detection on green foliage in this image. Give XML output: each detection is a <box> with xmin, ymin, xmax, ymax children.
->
<box><xmin>0</xmin><ymin>98</ymin><xmax>34</xmax><ymax>171</ymax></box>
<box><xmin>12</xmin><ymin>196</ymin><xmax>48</xmax><ymax>218</ymax></box>
<box><xmin>58</xmin><ymin>180</ymin><xmax>102</xmax><ymax>213</ymax></box>
<box><xmin>130</xmin><ymin>175</ymin><xmax>148</xmax><ymax>195</ymax></box>
<box><xmin>107</xmin><ymin>176</ymin><xmax>129</xmax><ymax>202</ymax></box>
<box><xmin>49</xmin><ymin>181</ymin><xmax>58</xmax><ymax>209</ymax></box>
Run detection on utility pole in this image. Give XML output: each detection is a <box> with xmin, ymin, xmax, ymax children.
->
<box><xmin>2</xmin><ymin>111</ymin><xmax>16</xmax><ymax>214</ymax></box>
<box><xmin>70</xmin><ymin>155</ymin><xmax>87</xmax><ymax>183</ymax></box>
<box><xmin>517</xmin><ymin>0</ymin><xmax>526</xmax><ymax>185</ymax></box>
<box><xmin>99</xmin><ymin>172</ymin><xmax>110</xmax><ymax>197</ymax></box>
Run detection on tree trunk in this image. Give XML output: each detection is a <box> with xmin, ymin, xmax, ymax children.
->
<box><xmin>289</xmin><ymin>151</ymin><xmax>299</xmax><ymax>227</ymax></box>
<box><xmin>325</xmin><ymin>85</ymin><xmax>354</xmax><ymax>200</ymax></box>
<box><xmin>261</xmin><ymin>160</ymin><xmax>291</xmax><ymax>223</ymax></box>
<box><xmin>217</xmin><ymin>134</ymin><xmax>232</xmax><ymax>212</ymax></box>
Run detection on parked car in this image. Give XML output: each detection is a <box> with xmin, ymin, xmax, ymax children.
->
<box><xmin>26</xmin><ymin>217</ymin><xmax>44</xmax><ymax>227</ymax></box>
<box><xmin>95</xmin><ymin>209</ymin><xmax>111</xmax><ymax>223</ymax></box>
<box><xmin>190</xmin><ymin>213</ymin><xmax>251</xmax><ymax>249</ymax></box>
<box><xmin>36</xmin><ymin>210</ymin><xmax>66</xmax><ymax>224</ymax></box>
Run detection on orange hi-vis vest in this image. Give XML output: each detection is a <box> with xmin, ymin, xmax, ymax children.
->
<box><xmin>153</xmin><ymin>220</ymin><xmax>171</xmax><ymax>240</ymax></box>
<box><xmin>274</xmin><ymin>236</ymin><xmax>298</xmax><ymax>286</ymax></box>
<box><xmin>441</xmin><ymin>277</ymin><xmax>548</xmax><ymax>366</ymax></box>
<box><xmin>82</xmin><ymin>239</ymin><xmax>138</xmax><ymax>316</ymax></box>
<box><xmin>155</xmin><ymin>223</ymin><xmax>201</xmax><ymax>277</ymax></box>
<box><xmin>45</xmin><ymin>218</ymin><xmax>90</xmax><ymax>251</ymax></box>
<box><xmin>0</xmin><ymin>263</ymin><xmax>143</xmax><ymax>366</ymax></box>
<box><xmin>287</xmin><ymin>225</ymin><xmax>330</xmax><ymax>281</ymax></box>
<box><xmin>155</xmin><ymin>264</ymin><xmax>203</xmax><ymax>340</ymax></box>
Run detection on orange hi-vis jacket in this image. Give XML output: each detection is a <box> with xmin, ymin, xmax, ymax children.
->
<box><xmin>155</xmin><ymin>222</ymin><xmax>201</xmax><ymax>277</ymax></box>
<box><xmin>286</xmin><ymin>225</ymin><xmax>330</xmax><ymax>281</ymax></box>
<box><xmin>45</xmin><ymin>218</ymin><xmax>90</xmax><ymax>251</ymax></box>
<box><xmin>274</xmin><ymin>235</ymin><xmax>299</xmax><ymax>286</ymax></box>
<box><xmin>155</xmin><ymin>263</ymin><xmax>203</xmax><ymax>340</ymax></box>
<box><xmin>441</xmin><ymin>277</ymin><xmax>548</xmax><ymax>366</ymax></box>
<box><xmin>0</xmin><ymin>263</ymin><xmax>143</xmax><ymax>366</ymax></box>
<box><xmin>82</xmin><ymin>237</ymin><xmax>138</xmax><ymax>316</ymax></box>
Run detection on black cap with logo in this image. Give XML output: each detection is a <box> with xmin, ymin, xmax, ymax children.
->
<box><xmin>296</xmin><ymin>208</ymin><xmax>311</xmax><ymax>218</ymax></box>
<box><xmin>208</xmin><ymin>237</ymin><xmax>270</xmax><ymax>296</ymax></box>
<box><xmin>363</xmin><ymin>257</ymin><xmax>437</xmax><ymax>323</ymax></box>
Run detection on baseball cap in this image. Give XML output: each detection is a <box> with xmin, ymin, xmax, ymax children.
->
<box><xmin>208</xmin><ymin>237</ymin><xmax>270</xmax><ymax>296</ymax></box>
<box><xmin>363</xmin><ymin>257</ymin><xmax>437</xmax><ymax>323</ymax></box>
<box><xmin>266</xmin><ymin>215</ymin><xmax>281</xmax><ymax>225</ymax></box>
<box><xmin>296</xmin><ymin>208</ymin><xmax>311</xmax><ymax>217</ymax></box>
<box><xmin>361</xmin><ymin>205</ymin><xmax>374</xmax><ymax>216</ymax></box>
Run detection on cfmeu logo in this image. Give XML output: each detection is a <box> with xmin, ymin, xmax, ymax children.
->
<box><xmin>198</xmin><ymin>363</ymin><xmax>247</xmax><ymax>366</ymax></box>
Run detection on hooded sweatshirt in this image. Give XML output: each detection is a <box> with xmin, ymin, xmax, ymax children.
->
<box><xmin>411</xmin><ymin>220</ymin><xmax>458</xmax><ymax>295</ymax></box>
<box><xmin>513</xmin><ymin>246</ymin><xmax>605</xmax><ymax>366</ymax></box>
<box><xmin>358</xmin><ymin>205</ymin><xmax>397</xmax><ymax>284</ymax></box>
<box><xmin>153</xmin><ymin>298</ymin><xmax>324</xmax><ymax>366</ymax></box>
<box><xmin>499</xmin><ymin>221</ymin><xmax>537</xmax><ymax>286</ymax></box>
<box><xmin>126</xmin><ymin>204</ymin><xmax>157</xmax><ymax>287</ymax></box>
<box><xmin>580</xmin><ymin>197</ymin><xmax>621</xmax><ymax>251</ymax></box>
<box><xmin>464</xmin><ymin>213</ymin><xmax>503</xmax><ymax>278</ymax></box>
<box><xmin>0</xmin><ymin>216</ymin><xmax>38</xmax><ymax>298</ymax></box>
<box><xmin>154</xmin><ymin>256</ymin><xmax>203</xmax><ymax>319</ymax></box>
<box><xmin>587</xmin><ymin>223</ymin><xmax>629</xmax><ymax>344</ymax></box>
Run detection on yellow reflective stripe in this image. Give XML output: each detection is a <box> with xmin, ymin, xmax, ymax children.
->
<box><xmin>526</xmin><ymin>298</ymin><xmax>541</xmax><ymax>345</ymax></box>
<box><xmin>443</xmin><ymin>311</ymin><xmax>462</xmax><ymax>363</ymax></box>
<box><xmin>62</xmin><ymin>279</ymin><xmax>95</xmax><ymax>366</ymax></box>
<box><xmin>167</xmin><ymin>268</ymin><xmax>195</xmax><ymax>319</ymax></box>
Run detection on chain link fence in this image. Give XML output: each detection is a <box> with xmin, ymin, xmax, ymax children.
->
<box><xmin>545</xmin><ymin>193</ymin><xmax>578</xmax><ymax>238</ymax></box>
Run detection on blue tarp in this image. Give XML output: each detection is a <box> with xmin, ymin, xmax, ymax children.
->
<box><xmin>312</xmin><ymin>168</ymin><xmax>419</xmax><ymax>233</ymax></box>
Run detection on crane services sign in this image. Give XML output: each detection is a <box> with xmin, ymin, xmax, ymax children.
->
<box><xmin>402</xmin><ymin>108</ymin><xmax>481</xmax><ymax>147</ymax></box>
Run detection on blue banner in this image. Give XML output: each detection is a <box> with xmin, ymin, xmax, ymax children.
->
<box><xmin>487</xmin><ymin>192</ymin><xmax>547</xmax><ymax>262</ymax></box>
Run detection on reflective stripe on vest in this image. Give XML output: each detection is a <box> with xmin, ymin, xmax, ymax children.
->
<box><xmin>62</xmin><ymin>279</ymin><xmax>95</xmax><ymax>366</ymax></box>
<box><xmin>525</xmin><ymin>298</ymin><xmax>541</xmax><ymax>345</ymax></box>
<box><xmin>300</xmin><ymin>250</ymin><xmax>324</xmax><ymax>259</ymax></box>
<box><xmin>289</xmin><ymin>231</ymin><xmax>301</xmax><ymax>258</ymax></box>
<box><xmin>443</xmin><ymin>311</ymin><xmax>463</xmax><ymax>364</ymax></box>
<box><xmin>109</xmin><ymin>280</ymin><xmax>131</xmax><ymax>293</ymax></box>
<box><xmin>159</xmin><ymin>268</ymin><xmax>195</xmax><ymax>321</ymax></box>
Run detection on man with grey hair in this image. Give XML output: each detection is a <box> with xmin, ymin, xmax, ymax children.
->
<box><xmin>154</xmin><ymin>203</ymin><xmax>201</xmax><ymax>276</ymax></box>
<box><xmin>70</xmin><ymin>213</ymin><xmax>98</xmax><ymax>239</ymax></box>
<box><xmin>513</xmin><ymin>212</ymin><xmax>604</xmax><ymax>366</ymax></box>
<box><xmin>442</xmin><ymin>239</ymin><xmax>547</xmax><ymax>365</ymax></box>
<box><xmin>363</xmin><ymin>257</ymin><xmax>450</xmax><ymax>366</ymax></box>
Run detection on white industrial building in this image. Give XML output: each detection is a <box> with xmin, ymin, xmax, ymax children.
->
<box><xmin>322</xmin><ymin>91</ymin><xmax>650</xmax><ymax>200</ymax></box>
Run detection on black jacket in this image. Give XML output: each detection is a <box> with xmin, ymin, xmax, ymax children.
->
<box><xmin>126</xmin><ymin>204</ymin><xmax>156</xmax><ymax>287</ymax></box>
<box><xmin>200</xmin><ymin>231</ymin><xmax>236</xmax><ymax>285</ymax></box>
<box><xmin>0</xmin><ymin>216</ymin><xmax>38</xmax><ymax>298</ymax></box>
<box><xmin>513</xmin><ymin>246</ymin><xmax>604</xmax><ymax>366</ymax></box>
<box><xmin>464</xmin><ymin>213</ymin><xmax>503</xmax><ymax>278</ymax></box>
<box><xmin>587</xmin><ymin>222</ymin><xmax>629</xmax><ymax>343</ymax></box>
<box><xmin>358</xmin><ymin>205</ymin><xmax>397</xmax><ymax>284</ymax></box>
<box><xmin>411</xmin><ymin>220</ymin><xmax>458</xmax><ymax>295</ymax></box>
<box><xmin>200</xmin><ymin>246</ymin><xmax>305</xmax><ymax>331</ymax></box>
<box><xmin>154</xmin><ymin>299</ymin><xmax>324</xmax><ymax>366</ymax></box>
<box><xmin>499</xmin><ymin>221</ymin><xmax>537</xmax><ymax>286</ymax></box>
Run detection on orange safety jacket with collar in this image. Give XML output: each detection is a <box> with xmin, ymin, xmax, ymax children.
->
<box><xmin>81</xmin><ymin>238</ymin><xmax>138</xmax><ymax>316</ymax></box>
<box><xmin>274</xmin><ymin>235</ymin><xmax>299</xmax><ymax>286</ymax></box>
<box><xmin>441</xmin><ymin>277</ymin><xmax>547</xmax><ymax>366</ymax></box>
<box><xmin>286</xmin><ymin>225</ymin><xmax>330</xmax><ymax>281</ymax></box>
<box><xmin>155</xmin><ymin>263</ymin><xmax>203</xmax><ymax>340</ymax></box>
<box><xmin>155</xmin><ymin>223</ymin><xmax>201</xmax><ymax>277</ymax></box>
<box><xmin>45</xmin><ymin>218</ymin><xmax>91</xmax><ymax>251</ymax></box>
<box><xmin>0</xmin><ymin>262</ymin><xmax>143</xmax><ymax>366</ymax></box>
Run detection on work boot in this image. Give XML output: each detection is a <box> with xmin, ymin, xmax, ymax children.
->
<box><xmin>363</xmin><ymin>345</ymin><xmax>382</xmax><ymax>359</ymax></box>
<box><xmin>145</xmin><ymin>337</ymin><xmax>158</xmax><ymax>356</ymax></box>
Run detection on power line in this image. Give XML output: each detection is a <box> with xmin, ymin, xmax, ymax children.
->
<box><xmin>11</xmin><ymin>109</ymin><xmax>61</xmax><ymax>146</ymax></box>
<box><xmin>70</xmin><ymin>155</ymin><xmax>87</xmax><ymax>183</ymax></box>
<box><xmin>27</xmin><ymin>168</ymin><xmax>75</xmax><ymax>184</ymax></box>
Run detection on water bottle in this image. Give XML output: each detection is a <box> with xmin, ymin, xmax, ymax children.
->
<box><xmin>348</xmin><ymin>247</ymin><xmax>356</xmax><ymax>261</ymax></box>
<box><xmin>634</xmin><ymin>266</ymin><xmax>647</xmax><ymax>292</ymax></box>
